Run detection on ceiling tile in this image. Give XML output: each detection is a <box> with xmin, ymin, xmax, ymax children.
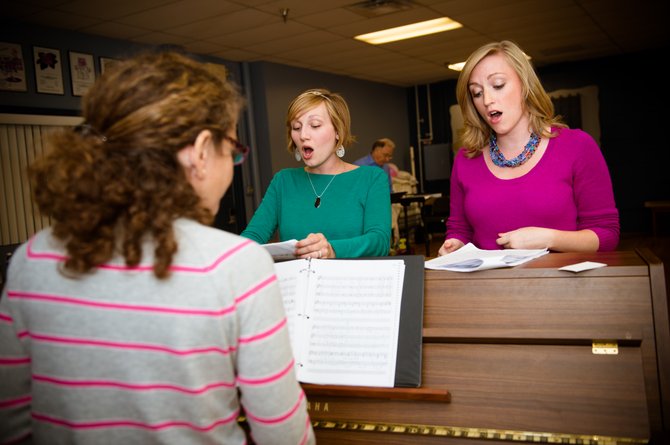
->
<box><xmin>130</xmin><ymin>31</ymin><xmax>192</xmax><ymax>46</ymax></box>
<box><xmin>210</xmin><ymin>21</ymin><xmax>317</xmax><ymax>47</ymax></box>
<box><xmin>169</xmin><ymin>8</ymin><xmax>278</xmax><ymax>39</ymax></box>
<box><xmin>295</xmin><ymin>9</ymin><xmax>367</xmax><ymax>28</ymax></box>
<box><xmin>253</xmin><ymin>0</ymin><xmax>356</xmax><ymax>18</ymax></box>
<box><xmin>182</xmin><ymin>40</ymin><xmax>228</xmax><ymax>55</ymax></box>
<box><xmin>19</xmin><ymin>9</ymin><xmax>101</xmax><ymax>30</ymax></box>
<box><xmin>245</xmin><ymin>30</ymin><xmax>341</xmax><ymax>56</ymax></box>
<box><xmin>79</xmin><ymin>21</ymin><xmax>149</xmax><ymax>40</ymax></box>
<box><xmin>116</xmin><ymin>0</ymin><xmax>243</xmax><ymax>29</ymax></box>
<box><xmin>54</xmin><ymin>0</ymin><xmax>176</xmax><ymax>20</ymax></box>
<box><xmin>211</xmin><ymin>47</ymin><xmax>265</xmax><ymax>61</ymax></box>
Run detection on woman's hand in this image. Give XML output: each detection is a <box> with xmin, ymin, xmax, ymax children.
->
<box><xmin>295</xmin><ymin>233</ymin><xmax>335</xmax><ymax>259</ymax></box>
<box><xmin>496</xmin><ymin>227</ymin><xmax>599</xmax><ymax>252</ymax></box>
<box><xmin>496</xmin><ymin>227</ymin><xmax>554</xmax><ymax>250</ymax></box>
<box><xmin>438</xmin><ymin>238</ymin><xmax>464</xmax><ymax>256</ymax></box>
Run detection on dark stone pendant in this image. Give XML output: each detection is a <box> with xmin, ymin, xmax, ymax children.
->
<box><xmin>314</xmin><ymin>197</ymin><xmax>321</xmax><ymax>208</ymax></box>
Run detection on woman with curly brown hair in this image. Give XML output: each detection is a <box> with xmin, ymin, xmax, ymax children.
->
<box><xmin>0</xmin><ymin>51</ymin><xmax>314</xmax><ymax>445</ymax></box>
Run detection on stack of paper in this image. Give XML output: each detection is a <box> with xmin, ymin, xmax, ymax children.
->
<box><xmin>262</xmin><ymin>239</ymin><xmax>298</xmax><ymax>261</ymax></box>
<box><xmin>424</xmin><ymin>243</ymin><xmax>548</xmax><ymax>272</ymax></box>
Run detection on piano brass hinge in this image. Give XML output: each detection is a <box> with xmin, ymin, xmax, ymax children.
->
<box><xmin>309</xmin><ymin>419</ymin><xmax>648</xmax><ymax>444</ymax></box>
<box><xmin>592</xmin><ymin>340</ymin><xmax>618</xmax><ymax>354</ymax></box>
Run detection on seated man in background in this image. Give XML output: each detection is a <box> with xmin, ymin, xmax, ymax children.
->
<box><xmin>354</xmin><ymin>138</ymin><xmax>395</xmax><ymax>191</ymax></box>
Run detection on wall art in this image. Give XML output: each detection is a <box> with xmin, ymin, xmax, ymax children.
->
<box><xmin>0</xmin><ymin>42</ymin><xmax>27</xmax><ymax>92</ymax></box>
<box><xmin>99</xmin><ymin>56</ymin><xmax>120</xmax><ymax>74</ymax></box>
<box><xmin>33</xmin><ymin>46</ymin><xmax>64</xmax><ymax>95</ymax></box>
<box><xmin>69</xmin><ymin>51</ymin><xmax>95</xmax><ymax>96</ymax></box>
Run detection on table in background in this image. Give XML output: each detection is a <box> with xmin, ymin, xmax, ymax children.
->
<box><xmin>392</xmin><ymin>192</ymin><xmax>442</xmax><ymax>255</ymax></box>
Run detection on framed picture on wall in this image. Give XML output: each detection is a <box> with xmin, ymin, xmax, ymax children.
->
<box><xmin>99</xmin><ymin>56</ymin><xmax>120</xmax><ymax>74</ymax></box>
<box><xmin>33</xmin><ymin>46</ymin><xmax>64</xmax><ymax>95</ymax></box>
<box><xmin>0</xmin><ymin>42</ymin><xmax>27</xmax><ymax>92</ymax></box>
<box><xmin>69</xmin><ymin>51</ymin><xmax>95</xmax><ymax>96</ymax></box>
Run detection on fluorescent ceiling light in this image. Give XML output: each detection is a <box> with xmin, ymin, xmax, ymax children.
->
<box><xmin>355</xmin><ymin>17</ymin><xmax>462</xmax><ymax>45</ymax></box>
<box><xmin>447</xmin><ymin>62</ymin><xmax>466</xmax><ymax>71</ymax></box>
<box><xmin>447</xmin><ymin>53</ymin><xmax>532</xmax><ymax>72</ymax></box>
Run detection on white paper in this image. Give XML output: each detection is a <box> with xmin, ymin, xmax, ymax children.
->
<box><xmin>274</xmin><ymin>259</ymin><xmax>405</xmax><ymax>387</ymax></box>
<box><xmin>424</xmin><ymin>243</ymin><xmax>548</xmax><ymax>272</ymax></box>
<box><xmin>274</xmin><ymin>260</ymin><xmax>308</xmax><ymax>346</ymax></box>
<box><xmin>262</xmin><ymin>239</ymin><xmax>298</xmax><ymax>260</ymax></box>
<box><xmin>558</xmin><ymin>261</ymin><xmax>607</xmax><ymax>272</ymax></box>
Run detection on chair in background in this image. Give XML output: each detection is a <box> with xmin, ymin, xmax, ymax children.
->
<box><xmin>391</xmin><ymin>169</ymin><xmax>422</xmax><ymax>249</ymax></box>
<box><xmin>421</xmin><ymin>196</ymin><xmax>449</xmax><ymax>257</ymax></box>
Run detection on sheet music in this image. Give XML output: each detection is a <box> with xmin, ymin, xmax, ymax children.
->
<box><xmin>274</xmin><ymin>260</ymin><xmax>308</xmax><ymax>352</ymax></box>
<box><xmin>424</xmin><ymin>243</ymin><xmax>548</xmax><ymax>272</ymax></box>
<box><xmin>274</xmin><ymin>259</ymin><xmax>405</xmax><ymax>387</ymax></box>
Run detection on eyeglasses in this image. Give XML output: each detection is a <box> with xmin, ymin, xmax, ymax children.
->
<box><xmin>223</xmin><ymin>135</ymin><xmax>250</xmax><ymax>166</ymax></box>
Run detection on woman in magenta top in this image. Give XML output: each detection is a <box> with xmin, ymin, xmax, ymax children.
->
<box><xmin>439</xmin><ymin>41</ymin><xmax>619</xmax><ymax>255</ymax></box>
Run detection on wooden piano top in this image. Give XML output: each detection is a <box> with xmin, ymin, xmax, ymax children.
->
<box><xmin>425</xmin><ymin>249</ymin><xmax>648</xmax><ymax>280</ymax></box>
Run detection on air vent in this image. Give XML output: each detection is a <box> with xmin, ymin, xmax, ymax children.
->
<box><xmin>346</xmin><ymin>0</ymin><xmax>414</xmax><ymax>18</ymax></box>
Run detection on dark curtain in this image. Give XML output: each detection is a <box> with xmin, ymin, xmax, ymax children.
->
<box><xmin>551</xmin><ymin>94</ymin><xmax>582</xmax><ymax>129</ymax></box>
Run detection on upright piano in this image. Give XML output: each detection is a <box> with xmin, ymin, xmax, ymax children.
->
<box><xmin>303</xmin><ymin>248</ymin><xmax>670</xmax><ymax>444</ymax></box>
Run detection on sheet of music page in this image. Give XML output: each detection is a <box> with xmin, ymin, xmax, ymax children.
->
<box><xmin>275</xmin><ymin>259</ymin><xmax>405</xmax><ymax>387</ymax></box>
<box><xmin>274</xmin><ymin>259</ymin><xmax>308</xmax><ymax>357</ymax></box>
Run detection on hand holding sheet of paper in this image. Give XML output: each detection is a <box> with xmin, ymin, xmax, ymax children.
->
<box><xmin>262</xmin><ymin>239</ymin><xmax>298</xmax><ymax>260</ymax></box>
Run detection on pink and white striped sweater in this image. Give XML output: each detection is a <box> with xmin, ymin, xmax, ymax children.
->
<box><xmin>0</xmin><ymin>219</ymin><xmax>314</xmax><ymax>444</ymax></box>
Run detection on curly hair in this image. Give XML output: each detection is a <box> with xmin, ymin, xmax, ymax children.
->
<box><xmin>455</xmin><ymin>40</ymin><xmax>565</xmax><ymax>157</ymax></box>
<box><xmin>285</xmin><ymin>88</ymin><xmax>355</xmax><ymax>154</ymax></box>
<box><xmin>29</xmin><ymin>51</ymin><xmax>244</xmax><ymax>278</ymax></box>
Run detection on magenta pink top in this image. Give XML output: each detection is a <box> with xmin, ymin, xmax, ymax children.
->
<box><xmin>446</xmin><ymin>128</ymin><xmax>620</xmax><ymax>251</ymax></box>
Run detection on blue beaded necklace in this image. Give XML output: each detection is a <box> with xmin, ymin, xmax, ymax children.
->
<box><xmin>489</xmin><ymin>132</ymin><xmax>541</xmax><ymax>168</ymax></box>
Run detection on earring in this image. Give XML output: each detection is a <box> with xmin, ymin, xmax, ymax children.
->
<box><xmin>336</xmin><ymin>145</ymin><xmax>345</xmax><ymax>158</ymax></box>
<box><xmin>294</xmin><ymin>149</ymin><xmax>302</xmax><ymax>162</ymax></box>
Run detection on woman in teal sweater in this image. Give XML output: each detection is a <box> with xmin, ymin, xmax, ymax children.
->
<box><xmin>241</xmin><ymin>88</ymin><xmax>391</xmax><ymax>258</ymax></box>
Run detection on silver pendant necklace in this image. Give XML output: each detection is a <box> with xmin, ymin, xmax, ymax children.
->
<box><xmin>307</xmin><ymin>171</ymin><xmax>336</xmax><ymax>208</ymax></box>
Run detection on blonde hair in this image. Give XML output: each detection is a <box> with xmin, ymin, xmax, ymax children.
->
<box><xmin>455</xmin><ymin>40</ymin><xmax>565</xmax><ymax>157</ymax></box>
<box><xmin>285</xmin><ymin>88</ymin><xmax>355</xmax><ymax>153</ymax></box>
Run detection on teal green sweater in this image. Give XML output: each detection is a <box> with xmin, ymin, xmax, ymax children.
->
<box><xmin>241</xmin><ymin>166</ymin><xmax>391</xmax><ymax>257</ymax></box>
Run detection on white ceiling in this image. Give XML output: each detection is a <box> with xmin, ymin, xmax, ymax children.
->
<box><xmin>5</xmin><ymin>0</ymin><xmax>670</xmax><ymax>87</ymax></box>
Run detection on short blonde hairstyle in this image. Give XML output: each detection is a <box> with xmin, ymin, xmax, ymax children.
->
<box><xmin>285</xmin><ymin>88</ymin><xmax>355</xmax><ymax>153</ymax></box>
<box><xmin>455</xmin><ymin>40</ymin><xmax>565</xmax><ymax>157</ymax></box>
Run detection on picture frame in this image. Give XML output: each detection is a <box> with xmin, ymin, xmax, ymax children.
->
<box><xmin>33</xmin><ymin>46</ymin><xmax>64</xmax><ymax>95</ymax></box>
<box><xmin>69</xmin><ymin>51</ymin><xmax>95</xmax><ymax>96</ymax></box>
<box><xmin>0</xmin><ymin>42</ymin><xmax>27</xmax><ymax>92</ymax></box>
<box><xmin>99</xmin><ymin>56</ymin><xmax>120</xmax><ymax>74</ymax></box>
